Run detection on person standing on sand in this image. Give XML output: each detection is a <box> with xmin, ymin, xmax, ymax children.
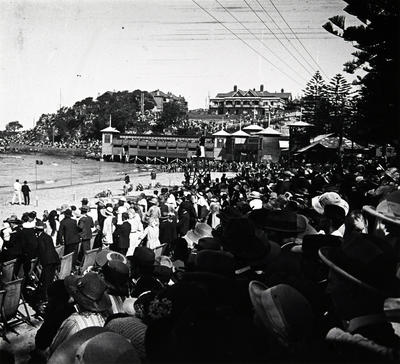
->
<box><xmin>22</xmin><ymin>181</ymin><xmax>31</xmax><ymax>205</ymax></box>
<box><xmin>11</xmin><ymin>179</ymin><xmax>22</xmax><ymax>205</ymax></box>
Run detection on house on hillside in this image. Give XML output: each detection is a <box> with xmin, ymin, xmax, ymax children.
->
<box><xmin>209</xmin><ymin>85</ymin><xmax>292</xmax><ymax>117</ymax></box>
<box><xmin>150</xmin><ymin>90</ymin><xmax>188</xmax><ymax>114</ymax></box>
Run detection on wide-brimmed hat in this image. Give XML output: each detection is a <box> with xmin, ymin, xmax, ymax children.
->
<box><xmin>197</xmin><ymin>237</ymin><xmax>221</xmax><ymax>251</ymax></box>
<box><xmin>100</xmin><ymin>206</ymin><xmax>114</xmax><ymax>217</ymax></box>
<box><xmin>312</xmin><ymin>192</ymin><xmax>349</xmax><ymax>216</ymax></box>
<box><xmin>48</xmin><ymin>327</ymin><xmax>111</xmax><ymax>364</ymax></box>
<box><xmin>248</xmin><ymin>191</ymin><xmax>262</xmax><ymax>200</ymax></box>
<box><xmin>75</xmin><ymin>332</ymin><xmax>139</xmax><ymax>364</ymax></box>
<box><xmin>95</xmin><ymin>249</ymin><xmax>127</xmax><ymax>267</ymax></box>
<box><xmin>363</xmin><ymin>191</ymin><xmax>400</xmax><ymax>226</ymax></box>
<box><xmin>184</xmin><ymin>223</ymin><xmax>213</xmax><ymax>246</ymax></box>
<box><xmin>249</xmin><ymin>209</ymin><xmax>307</xmax><ymax>234</ymax></box>
<box><xmin>60</xmin><ymin>203</ymin><xmax>70</xmax><ymax>213</ymax></box>
<box><xmin>248</xmin><ymin>281</ymin><xmax>313</xmax><ymax>346</ymax></box>
<box><xmin>4</xmin><ymin>214</ymin><xmax>21</xmax><ymax>224</ymax></box>
<box><xmin>195</xmin><ymin>250</ymin><xmax>235</xmax><ymax>278</ymax></box>
<box><xmin>222</xmin><ymin>217</ymin><xmax>281</xmax><ymax>267</ymax></box>
<box><xmin>130</xmin><ymin>246</ymin><xmax>155</xmax><ymax>267</ymax></box>
<box><xmin>102</xmin><ymin>260</ymin><xmax>130</xmax><ymax>296</ymax></box>
<box><xmin>217</xmin><ymin>206</ymin><xmax>244</xmax><ymax>223</ymax></box>
<box><xmin>63</xmin><ymin>209</ymin><xmax>73</xmax><ymax>217</ymax></box>
<box><xmin>319</xmin><ymin>233</ymin><xmax>400</xmax><ymax>297</ymax></box>
<box><xmin>149</xmin><ymin>197</ymin><xmax>158</xmax><ymax>205</ymax></box>
<box><xmin>64</xmin><ymin>272</ymin><xmax>111</xmax><ymax>312</ymax></box>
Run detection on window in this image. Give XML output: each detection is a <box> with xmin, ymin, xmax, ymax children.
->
<box><xmin>104</xmin><ymin>134</ymin><xmax>111</xmax><ymax>143</ymax></box>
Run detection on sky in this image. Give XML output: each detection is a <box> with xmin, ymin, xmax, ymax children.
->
<box><xmin>0</xmin><ymin>0</ymin><xmax>361</xmax><ymax>129</ymax></box>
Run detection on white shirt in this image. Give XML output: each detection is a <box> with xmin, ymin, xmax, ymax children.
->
<box><xmin>14</xmin><ymin>181</ymin><xmax>21</xmax><ymax>192</ymax></box>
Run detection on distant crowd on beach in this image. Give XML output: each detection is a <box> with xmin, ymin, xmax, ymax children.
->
<box><xmin>0</xmin><ymin>155</ymin><xmax>399</xmax><ymax>364</ymax></box>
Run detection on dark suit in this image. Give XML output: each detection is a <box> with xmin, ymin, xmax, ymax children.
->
<box><xmin>57</xmin><ymin>216</ymin><xmax>81</xmax><ymax>264</ymax></box>
<box><xmin>78</xmin><ymin>215</ymin><xmax>94</xmax><ymax>256</ymax></box>
<box><xmin>37</xmin><ymin>231</ymin><xmax>60</xmax><ymax>300</ymax></box>
<box><xmin>114</xmin><ymin>221</ymin><xmax>131</xmax><ymax>255</ymax></box>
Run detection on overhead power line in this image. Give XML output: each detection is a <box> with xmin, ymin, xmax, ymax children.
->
<box><xmin>192</xmin><ymin>0</ymin><xmax>305</xmax><ymax>86</ymax></box>
<box><xmin>243</xmin><ymin>0</ymin><xmax>314</xmax><ymax>78</ymax></box>
<box><xmin>252</xmin><ymin>0</ymin><xmax>317</xmax><ymax>75</ymax></box>
<box><xmin>267</xmin><ymin>0</ymin><xmax>329</xmax><ymax>78</ymax></box>
<box><xmin>214</xmin><ymin>0</ymin><xmax>308</xmax><ymax>82</ymax></box>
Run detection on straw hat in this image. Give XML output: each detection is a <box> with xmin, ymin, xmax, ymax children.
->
<box><xmin>312</xmin><ymin>192</ymin><xmax>349</xmax><ymax>216</ymax></box>
<box><xmin>183</xmin><ymin>223</ymin><xmax>213</xmax><ymax>246</ymax></box>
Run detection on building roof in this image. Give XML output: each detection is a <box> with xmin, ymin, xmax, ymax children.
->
<box><xmin>212</xmin><ymin>129</ymin><xmax>231</xmax><ymax>137</ymax></box>
<box><xmin>256</xmin><ymin>127</ymin><xmax>282</xmax><ymax>136</ymax></box>
<box><xmin>231</xmin><ymin>129</ymin><xmax>250</xmax><ymax>137</ymax></box>
<box><xmin>285</xmin><ymin>121</ymin><xmax>313</xmax><ymax>127</ymax></box>
<box><xmin>214</xmin><ymin>89</ymin><xmax>292</xmax><ymax>100</ymax></box>
<box><xmin>100</xmin><ymin>126</ymin><xmax>120</xmax><ymax>133</ymax></box>
<box><xmin>297</xmin><ymin>135</ymin><xmax>363</xmax><ymax>153</ymax></box>
<box><xmin>243</xmin><ymin>124</ymin><xmax>263</xmax><ymax>132</ymax></box>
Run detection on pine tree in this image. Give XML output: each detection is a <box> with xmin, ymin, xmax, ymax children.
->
<box><xmin>301</xmin><ymin>71</ymin><xmax>331</xmax><ymax>134</ymax></box>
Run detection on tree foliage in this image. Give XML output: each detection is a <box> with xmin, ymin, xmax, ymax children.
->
<box><xmin>153</xmin><ymin>101</ymin><xmax>187</xmax><ymax>133</ymax></box>
<box><xmin>301</xmin><ymin>71</ymin><xmax>331</xmax><ymax>134</ymax></box>
<box><xmin>35</xmin><ymin>90</ymin><xmax>156</xmax><ymax>142</ymax></box>
<box><xmin>4</xmin><ymin>121</ymin><xmax>23</xmax><ymax>133</ymax></box>
<box><xmin>323</xmin><ymin>0</ymin><xmax>400</xmax><ymax>149</ymax></box>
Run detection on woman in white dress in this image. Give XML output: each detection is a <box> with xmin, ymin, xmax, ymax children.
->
<box><xmin>139</xmin><ymin>217</ymin><xmax>160</xmax><ymax>250</ymax></box>
<box><xmin>126</xmin><ymin>206</ymin><xmax>144</xmax><ymax>256</ymax></box>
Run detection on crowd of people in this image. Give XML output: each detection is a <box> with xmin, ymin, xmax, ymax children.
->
<box><xmin>0</xmin><ymin>156</ymin><xmax>399</xmax><ymax>363</ymax></box>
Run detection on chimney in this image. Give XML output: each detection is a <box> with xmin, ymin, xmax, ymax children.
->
<box><xmin>281</xmin><ymin>88</ymin><xmax>284</xmax><ymax>93</ymax></box>
<box><xmin>234</xmin><ymin>85</ymin><xmax>237</xmax><ymax>92</ymax></box>
<box><xmin>260</xmin><ymin>84</ymin><xmax>264</xmax><ymax>92</ymax></box>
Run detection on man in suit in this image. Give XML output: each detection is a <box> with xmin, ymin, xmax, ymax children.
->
<box><xmin>114</xmin><ymin>212</ymin><xmax>131</xmax><ymax>256</ymax></box>
<box><xmin>36</xmin><ymin>221</ymin><xmax>60</xmax><ymax>301</ymax></box>
<box><xmin>57</xmin><ymin>209</ymin><xmax>81</xmax><ymax>265</ymax></box>
<box><xmin>78</xmin><ymin>205</ymin><xmax>94</xmax><ymax>258</ymax></box>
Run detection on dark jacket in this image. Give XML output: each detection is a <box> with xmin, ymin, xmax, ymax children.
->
<box><xmin>37</xmin><ymin>231</ymin><xmax>60</xmax><ymax>266</ymax></box>
<box><xmin>78</xmin><ymin>215</ymin><xmax>94</xmax><ymax>240</ymax></box>
<box><xmin>21</xmin><ymin>227</ymin><xmax>38</xmax><ymax>259</ymax></box>
<box><xmin>57</xmin><ymin>217</ymin><xmax>80</xmax><ymax>245</ymax></box>
<box><xmin>115</xmin><ymin>221</ymin><xmax>131</xmax><ymax>249</ymax></box>
<box><xmin>2</xmin><ymin>227</ymin><xmax>24</xmax><ymax>261</ymax></box>
<box><xmin>21</xmin><ymin>184</ymin><xmax>31</xmax><ymax>195</ymax></box>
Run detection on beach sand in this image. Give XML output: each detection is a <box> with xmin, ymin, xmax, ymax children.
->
<box><xmin>0</xmin><ymin>171</ymin><xmax>235</xmax><ymax>220</ymax></box>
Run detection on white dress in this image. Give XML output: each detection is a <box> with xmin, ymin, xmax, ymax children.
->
<box><xmin>126</xmin><ymin>215</ymin><xmax>144</xmax><ymax>256</ymax></box>
<box><xmin>140</xmin><ymin>224</ymin><xmax>160</xmax><ymax>250</ymax></box>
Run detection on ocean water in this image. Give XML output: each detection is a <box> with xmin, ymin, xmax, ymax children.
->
<box><xmin>0</xmin><ymin>153</ymin><xmax>153</xmax><ymax>197</ymax></box>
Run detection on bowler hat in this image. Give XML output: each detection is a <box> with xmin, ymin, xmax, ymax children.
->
<box><xmin>64</xmin><ymin>272</ymin><xmax>111</xmax><ymax>312</ymax></box>
<box><xmin>131</xmin><ymin>246</ymin><xmax>155</xmax><ymax>267</ymax></box>
<box><xmin>195</xmin><ymin>250</ymin><xmax>235</xmax><ymax>278</ymax></box>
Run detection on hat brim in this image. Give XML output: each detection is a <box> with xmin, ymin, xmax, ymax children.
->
<box><xmin>263</xmin><ymin>215</ymin><xmax>307</xmax><ymax>234</ymax></box>
<box><xmin>64</xmin><ymin>276</ymin><xmax>111</xmax><ymax>312</ymax></box>
<box><xmin>362</xmin><ymin>205</ymin><xmax>400</xmax><ymax>226</ymax></box>
<box><xmin>184</xmin><ymin>230</ymin><xmax>212</xmax><ymax>245</ymax></box>
<box><xmin>318</xmin><ymin>247</ymin><xmax>398</xmax><ymax>297</ymax></box>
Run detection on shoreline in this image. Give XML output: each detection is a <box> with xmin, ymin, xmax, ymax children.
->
<box><xmin>0</xmin><ymin>171</ymin><xmax>236</xmax><ymax>220</ymax></box>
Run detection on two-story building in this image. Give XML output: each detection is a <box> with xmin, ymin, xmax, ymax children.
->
<box><xmin>209</xmin><ymin>85</ymin><xmax>291</xmax><ymax>117</ymax></box>
<box><xmin>150</xmin><ymin>90</ymin><xmax>188</xmax><ymax>114</ymax></box>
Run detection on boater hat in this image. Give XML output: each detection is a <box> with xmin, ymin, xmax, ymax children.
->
<box><xmin>64</xmin><ymin>272</ymin><xmax>111</xmax><ymax>312</ymax></box>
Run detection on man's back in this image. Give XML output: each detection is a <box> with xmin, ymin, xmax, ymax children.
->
<box><xmin>59</xmin><ymin>217</ymin><xmax>80</xmax><ymax>245</ymax></box>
